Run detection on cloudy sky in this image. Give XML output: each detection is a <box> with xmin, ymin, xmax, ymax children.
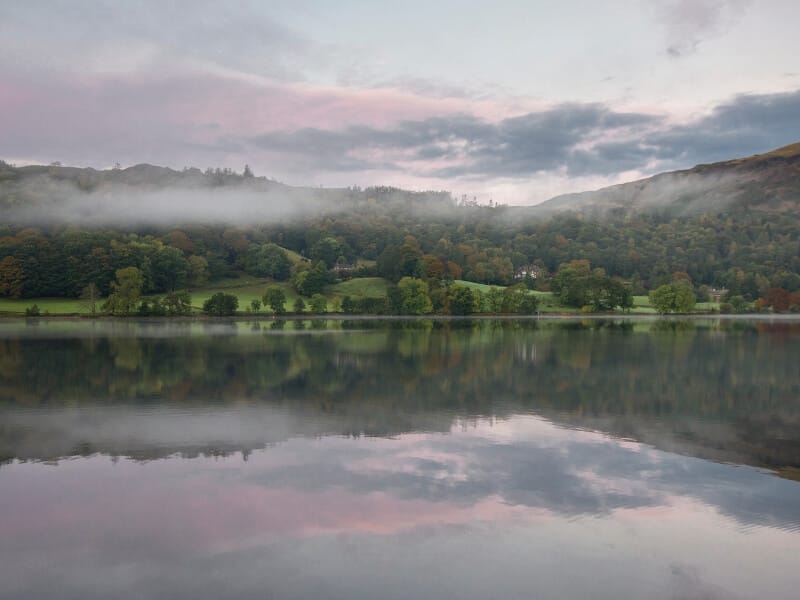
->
<box><xmin>2</xmin><ymin>0</ymin><xmax>799</xmax><ymax>204</ymax></box>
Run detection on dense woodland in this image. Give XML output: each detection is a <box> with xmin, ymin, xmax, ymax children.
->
<box><xmin>1</xmin><ymin>160</ymin><xmax>800</xmax><ymax>313</ymax></box>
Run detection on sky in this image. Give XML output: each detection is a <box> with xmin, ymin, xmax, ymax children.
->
<box><xmin>1</xmin><ymin>0</ymin><xmax>799</xmax><ymax>205</ymax></box>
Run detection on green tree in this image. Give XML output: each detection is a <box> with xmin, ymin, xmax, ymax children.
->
<box><xmin>397</xmin><ymin>277</ymin><xmax>433</xmax><ymax>314</ymax></box>
<box><xmin>80</xmin><ymin>282</ymin><xmax>100</xmax><ymax>316</ymax></box>
<box><xmin>263</xmin><ymin>288</ymin><xmax>287</xmax><ymax>314</ymax></box>
<box><xmin>250</xmin><ymin>298</ymin><xmax>262</xmax><ymax>313</ymax></box>
<box><xmin>552</xmin><ymin>259</ymin><xmax>591</xmax><ymax>308</ymax></box>
<box><xmin>341</xmin><ymin>295</ymin><xmax>355</xmax><ymax>314</ymax></box>
<box><xmin>309</xmin><ymin>294</ymin><xmax>327</xmax><ymax>313</ymax></box>
<box><xmin>244</xmin><ymin>243</ymin><xmax>291</xmax><ymax>280</ymax></box>
<box><xmin>138</xmin><ymin>297</ymin><xmax>166</xmax><ymax>316</ymax></box>
<box><xmin>483</xmin><ymin>287</ymin><xmax>505</xmax><ymax>313</ymax></box>
<box><xmin>292</xmin><ymin>261</ymin><xmax>333</xmax><ymax>296</ymax></box>
<box><xmin>386</xmin><ymin>285</ymin><xmax>403</xmax><ymax>314</ymax></box>
<box><xmin>187</xmin><ymin>255</ymin><xmax>209</xmax><ymax>287</ymax></box>
<box><xmin>103</xmin><ymin>267</ymin><xmax>144</xmax><ymax>316</ymax></box>
<box><xmin>150</xmin><ymin>246</ymin><xmax>190</xmax><ymax>291</ymax></box>
<box><xmin>310</xmin><ymin>237</ymin><xmax>350</xmax><ymax>269</ymax></box>
<box><xmin>202</xmin><ymin>292</ymin><xmax>239</xmax><ymax>316</ymax></box>
<box><xmin>163</xmin><ymin>290</ymin><xmax>192</xmax><ymax>316</ymax></box>
<box><xmin>728</xmin><ymin>295</ymin><xmax>749</xmax><ymax>314</ymax></box>
<box><xmin>293</xmin><ymin>297</ymin><xmax>306</xmax><ymax>313</ymax></box>
<box><xmin>649</xmin><ymin>281</ymin><xmax>696</xmax><ymax>314</ymax></box>
<box><xmin>448</xmin><ymin>284</ymin><xmax>478</xmax><ymax>315</ymax></box>
<box><xmin>504</xmin><ymin>284</ymin><xmax>540</xmax><ymax>314</ymax></box>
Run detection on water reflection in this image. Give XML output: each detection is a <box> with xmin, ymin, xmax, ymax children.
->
<box><xmin>1</xmin><ymin>319</ymin><xmax>798</xmax><ymax>474</ymax></box>
<box><xmin>1</xmin><ymin>319</ymin><xmax>800</xmax><ymax>598</ymax></box>
<box><xmin>2</xmin><ymin>416</ymin><xmax>799</xmax><ymax>599</ymax></box>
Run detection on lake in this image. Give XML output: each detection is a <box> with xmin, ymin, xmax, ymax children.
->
<box><xmin>1</xmin><ymin>318</ymin><xmax>799</xmax><ymax>599</ymax></box>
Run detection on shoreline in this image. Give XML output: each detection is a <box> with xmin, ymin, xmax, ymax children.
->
<box><xmin>2</xmin><ymin>313</ymin><xmax>800</xmax><ymax>323</ymax></box>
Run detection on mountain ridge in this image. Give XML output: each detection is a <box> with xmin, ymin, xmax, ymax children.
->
<box><xmin>537</xmin><ymin>142</ymin><xmax>800</xmax><ymax>216</ymax></box>
<box><xmin>3</xmin><ymin>141</ymin><xmax>800</xmax><ymax>218</ymax></box>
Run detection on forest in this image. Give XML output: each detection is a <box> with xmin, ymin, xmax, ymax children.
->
<box><xmin>1</xmin><ymin>161</ymin><xmax>800</xmax><ymax>315</ymax></box>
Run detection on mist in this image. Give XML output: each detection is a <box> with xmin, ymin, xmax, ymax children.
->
<box><xmin>2</xmin><ymin>182</ymin><xmax>341</xmax><ymax>227</ymax></box>
<box><xmin>537</xmin><ymin>168</ymin><xmax>751</xmax><ymax>217</ymax></box>
<box><xmin>0</xmin><ymin>164</ymin><xmax>464</xmax><ymax>227</ymax></box>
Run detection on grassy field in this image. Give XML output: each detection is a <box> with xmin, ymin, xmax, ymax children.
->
<box><xmin>330</xmin><ymin>277</ymin><xmax>389</xmax><ymax>299</ymax></box>
<box><xmin>453</xmin><ymin>280</ymin><xmax>565</xmax><ymax>312</ymax></box>
<box><xmin>0</xmin><ymin>297</ymin><xmax>88</xmax><ymax>315</ymax></box>
<box><xmin>452</xmin><ymin>280</ymin><xmax>497</xmax><ymax>294</ymax></box>
<box><xmin>631</xmin><ymin>295</ymin><xmax>658</xmax><ymax>314</ymax></box>
<box><xmin>0</xmin><ymin>275</ymin><xmax>722</xmax><ymax>316</ymax></box>
<box><xmin>192</xmin><ymin>280</ymin><xmax>300</xmax><ymax>313</ymax></box>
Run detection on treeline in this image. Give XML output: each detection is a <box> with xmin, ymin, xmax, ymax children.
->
<box><xmin>1</xmin><ymin>200</ymin><xmax>799</xmax><ymax>303</ymax></box>
<box><xmin>91</xmin><ymin>263</ymin><xmax>541</xmax><ymax>317</ymax></box>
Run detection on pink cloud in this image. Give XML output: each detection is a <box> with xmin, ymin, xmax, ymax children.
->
<box><xmin>0</xmin><ymin>459</ymin><xmax>550</xmax><ymax>559</ymax></box>
<box><xmin>0</xmin><ymin>70</ymin><xmax>510</xmax><ymax>162</ymax></box>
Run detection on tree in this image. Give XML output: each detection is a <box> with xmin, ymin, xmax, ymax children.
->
<box><xmin>293</xmin><ymin>297</ymin><xmax>306</xmax><ymax>313</ymax></box>
<box><xmin>728</xmin><ymin>295</ymin><xmax>749</xmax><ymax>314</ymax></box>
<box><xmin>397</xmin><ymin>277</ymin><xmax>433</xmax><ymax>315</ymax></box>
<box><xmin>292</xmin><ymin>261</ymin><xmax>333</xmax><ymax>296</ymax></box>
<box><xmin>263</xmin><ymin>288</ymin><xmax>287</xmax><ymax>314</ymax></box>
<box><xmin>244</xmin><ymin>243</ymin><xmax>291</xmax><ymax>279</ymax></box>
<box><xmin>483</xmin><ymin>287</ymin><xmax>505</xmax><ymax>313</ymax></box>
<box><xmin>341</xmin><ymin>295</ymin><xmax>355</xmax><ymax>314</ymax></box>
<box><xmin>243</xmin><ymin>164</ymin><xmax>254</xmax><ymax>178</ymax></box>
<box><xmin>448</xmin><ymin>285</ymin><xmax>478</xmax><ymax>315</ymax></box>
<box><xmin>80</xmin><ymin>282</ymin><xmax>100</xmax><ymax>315</ymax></box>
<box><xmin>138</xmin><ymin>297</ymin><xmax>166</xmax><ymax>316</ymax></box>
<box><xmin>188</xmin><ymin>255</ymin><xmax>209</xmax><ymax>287</ymax></box>
<box><xmin>163</xmin><ymin>290</ymin><xmax>192</xmax><ymax>316</ymax></box>
<box><xmin>0</xmin><ymin>256</ymin><xmax>25</xmax><ymax>298</ymax></box>
<box><xmin>309</xmin><ymin>294</ymin><xmax>327</xmax><ymax>313</ymax></box>
<box><xmin>310</xmin><ymin>237</ymin><xmax>349</xmax><ymax>269</ymax></box>
<box><xmin>506</xmin><ymin>285</ymin><xmax>540</xmax><ymax>314</ymax></box>
<box><xmin>150</xmin><ymin>246</ymin><xmax>189</xmax><ymax>292</ymax></box>
<box><xmin>552</xmin><ymin>260</ymin><xmax>591</xmax><ymax>308</ymax></box>
<box><xmin>250</xmin><ymin>298</ymin><xmax>262</xmax><ymax>313</ymax></box>
<box><xmin>386</xmin><ymin>285</ymin><xmax>403</xmax><ymax>314</ymax></box>
<box><xmin>649</xmin><ymin>284</ymin><xmax>675</xmax><ymax>314</ymax></box>
<box><xmin>103</xmin><ymin>267</ymin><xmax>143</xmax><ymax>316</ymax></box>
<box><xmin>764</xmin><ymin>287</ymin><xmax>791</xmax><ymax>312</ymax></box>
<box><xmin>649</xmin><ymin>281</ymin><xmax>696</xmax><ymax>314</ymax></box>
<box><xmin>202</xmin><ymin>292</ymin><xmax>239</xmax><ymax>316</ymax></box>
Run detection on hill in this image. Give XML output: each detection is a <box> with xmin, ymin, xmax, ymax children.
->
<box><xmin>0</xmin><ymin>161</ymin><xmax>456</xmax><ymax>226</ymax></box>
<box><xmin>537</xmin><ymin>142</ymin><xmax>800</xmax><ymax>216</ymax></box>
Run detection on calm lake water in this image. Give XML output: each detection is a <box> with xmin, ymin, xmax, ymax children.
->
<box><xmin>1</xmin><ymin>318</ymin><xmax>799</xmax><ymax>599</ymax></box>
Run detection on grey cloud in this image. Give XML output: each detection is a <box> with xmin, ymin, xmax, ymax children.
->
<box><xmin>646</xmin><ymin>89</ymin><xmax>800</xmax><ymax>166</ymax></box>
<box><xmin>247</xmin><ymin>89</ymin><xmax>800</xmax><ymax>181</ymax></box>
<box><xmin>238</xmin><ymin>428</ymin><xmax>800</xmax><ymax>531</ymax></box>
<box><xmin>250</xmin><ymin>104</ymin><xmax>662</xmax><ymax>178</ymax></box>
<box><xmin>658</xmin><ymin>0</ymin><xmax>751</xmax><ymax>58</ymax></box>
<box><xmin>0</xmin><ymin>1</ymin><xmax>316</xmax><ymax>82</ymax></box>
<box><xmin>4</xmin><ymin>399</ymin><xmax>799</xmax><ymax>531</ymax></box>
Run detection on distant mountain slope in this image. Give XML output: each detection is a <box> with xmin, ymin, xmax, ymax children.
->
<box><xmin>0</xmin><ymin>161</ymin><xmax>455</xmax><ymax>225</ymax></box>
<box><xmin>537</xmin><ymin>142</ymin><xmax>800</xmax><ymax>216</ymax></box>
